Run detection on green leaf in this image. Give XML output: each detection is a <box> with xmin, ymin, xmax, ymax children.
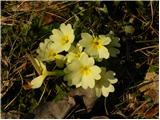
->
<box><xmin>54</xmin><ymin>85</ymin><xmax>67</xmax><ymax>102</ymax></box>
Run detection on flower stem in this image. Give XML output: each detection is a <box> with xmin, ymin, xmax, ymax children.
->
<box><xmin>47</xmin><ymin>70</ymin><xmax>64</xmax><ymax>77</ymax></box>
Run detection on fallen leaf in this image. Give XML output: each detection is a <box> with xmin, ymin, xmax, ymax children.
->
<box><xmin>22</xmin><ymin>81</ymin><xmax>32</xmax><ymax>90</ymax></box>
<box><xmin>70</xmin><ymin>87</ymin><xmax>98</xmax><ymax>112</ymax></box>
<box><xmin>42</xmin><ymin>13</ymin><xmax>55</xmax><ymax>25</ymax></box>
<box><xmin>34</xmin><ymin>96</ymin><xmax>75</xmax><ymax>119</ymax></box>
<box><xmin>1</xmin><ymin>110</ymin><xmax>20</xmax><ymax>119</ymax></box>
<box><xmin>131</xmin><ymin>101</ymin><xmax>148</xmax><ymax>117</ymax></box>
<box><xmin>139</xmin><ymin>72</ymin><xmax>159</xmax><ymax>104</ymax></box>
<box><xmin>144</xmin><ymin>104</ymin><xmax>159</xmax><ymax>118</ymax></box>
<box><xmin>136</xmin><ymin>102</ymin><xmax>149</xmax><ymax>117</ymax></box>
<box><xmin>11</xmin><ymin>2</ymin><xmax>32</xmax><ymax>12</ymax></box>
<box><xmin>145</xmin><ymin>72</ymin><xmax>158</xmax><ymax>81</ymax></box>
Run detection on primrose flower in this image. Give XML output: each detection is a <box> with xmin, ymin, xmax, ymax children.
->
<box><xmin>94</xmin><ymin>67</ymin><xmax>118</xmax><ymax>97</ymax></box>
<box><xmin>37</xmin><ymin>38</ymin><xmax>64</xmax><ymax>61</ymax></box>
<box><xmin>50</xmin><ymin>23</ymin><xmax>74</xmax><ymax>52</ymax></box>
<box><xmin>64</xmin><ymin>53</ymin><xmax>101</xmax><ymax>89</ymax></box>
<box><xmin>106</xmin><ymin>31</ymin><xmax>121</xmax><ymax>57</ymax></box>
<box><xmin>30</xmin><ymin>59</ymin><xmax>48</xmax><ymax>89</ymax></box>
<box><xmin>66</xmin><ymin>44</ymin><xmax>84</xmax><ymax>64</ymax></box>
<box><xmin>79</xmin><ymin>33</ymin><xmax>111</xmax><ymax>59</ymax></box>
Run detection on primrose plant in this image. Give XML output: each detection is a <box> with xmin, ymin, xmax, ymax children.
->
<box><xmin>30</xmin><ymin>23</ymin><xmax>120</xmax><ymax>97</ymax></box>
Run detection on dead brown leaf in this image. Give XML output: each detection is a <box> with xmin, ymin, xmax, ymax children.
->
<box><xmin>145</xmin><ymin>72</ymin><xmax>158</xmax><ymax>81</ymax></box>
<box><xmin>139</xmin><ymin>72</ymin><xmax>159</xmax><ymax>104</ymax></box>
<box><xmin>11</xmin><ymin>2</ymin><xmax>38</xmax><ymax>12</ymax></box>
<box><xmin>144</xmin><ymin>104</ymin><xmax>159</xmax><ymax>118</ymax></box>
<box><xmin>70</xmin><ymin>87</ymin><xmax>98</xmax><ymax>112</ymax></box>
<box><xmin>1</xmin><ymin>110</ymin><xmax>20</xmax><ymax>119</ymax></box>
<box><xmin>22</xmin><ymin>81</ymin><xmax>32</xmax><ymax>90</ymax></box>
<box><xmin>130</xmin><ymin>71</ymin><xmax>159</xmax><ymax>118</ymax></box>
<box><xmin>42</xmin><ymin>13</ymin><xmax>55</xmax><ymax>25</ymax></box>
<box><xmin>34</xmin><ymin>96</ymin><xmax>75</xmax><ymax>119</ymax></box>
<box><xmin>135</xmin><ymin>101</ymin><xmax>149</xmax><ymax>116</ymax></box>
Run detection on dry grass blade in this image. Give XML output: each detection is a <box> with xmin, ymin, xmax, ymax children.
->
<box><xmin>12</xmin><ymin>63</ymin><xmax>27</xmax><ymax>74</ymax></box>
<box><xmin>45</xmin><ymin>12</ymin><xmax>66</xmax><ymax>21</ymax></box>
<box><xmin>1</xmin><ymin>16</ymin><xmax>18</xmax><ymax>26</ymax></box>
<box><xmin>130</xmin><ymin>101</ymin><xmax>148</xmax><ymax>117</ymax></box>
<box><xmin>1</xmin><ymin>80</ymin><xmax>14</xmax><ymax>99</ymax></box>
<box><xmin>134</xmin><ymin>45</ymin><xmax>158</xmax><ymax>52</ymax></box>
<box><xmin>4</xmin><ymin>89</ymin><xmax>22</xmax><ymax>110</ymax></box>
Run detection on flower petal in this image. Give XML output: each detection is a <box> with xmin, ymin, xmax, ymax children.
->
<box><xmin>60</xmin><ymin>23</ymin><xmax>74</xmax><ymax>45</ymax></box>
<box><xmin>71</xmin><ymin>71</ymin><xmax>82</xmax><ymax>85</ymax></box>
<box><xmin>98</xmin><ymin>46</ymin><xmax>109</xmax><ymax>59</ymax></box>
<box><xmin>99</xmin><ymin>35</ymin><xmax>111</xmax><ymax>45</ymax></box>
<box><xmin>101</xmin><ymin>86</ymin><xmax>109</xmax><ymax>97</ymax></box>
<box><xmin>51</xmin><ymin>29</ymin><xmax>63</xmax><ymax>42</ymax></box>
<box><xmin>60</xmin><ymin>23</ymin><xmax>73</xmax><ymax>36</ymax></box>
<box><xmin>67</xmin><ymin>60</ymin><xmax>81</xmax><ymax>71</ymax></box>
<box><xmin>80</xmin><ymin>53</ymin><xmax>95</xmax><ymax>66</ymax></box>
<box><xmin>81</xmin><ymin>75</ymin><xmax>95</xmax><ymax>89</ymax></box>
<box><xmin>91</xmin><ymin>66</ymin><xmax>101</xmax><ymax>80</ymax></box>
<box><xmin>85</xmin><ymin>47</ymin><xmax>98</xmax><ymax>57</ymax></box>
<box><xmin>76</xmin><ymin>82</ymin><xmax>82</xmax><ymax>88</ymax></box>
<box><xmin>67</xmin><ymin>52</ymin><xmax>76</xmax><ymax>63</ymax></box>
<box><xmin>79</xmin><ymin>33</ymin><xmax>92</xmax><ymax>47</ymax></box>
<box><xmin>106</xmin><ymin>71</ymin><xmax>118</xmax><ymax>84</ymax></box>
<box><xmin>108</xmin><ymin>84</ymin><xmax>115</xmax><ymax>92</ymax></box>
<box><xmin>81</xmin><ymin>33</ymin><xmax>93</xmax><ymax>41</ymax></box>
<box><xmin>31</xmin><ymin>75</ymin><xmax>46</xmax><ymax>89</ymax></box>
<box><xmin>54</xmin><ymin>42</ymin><xmax>71</xmax><ymax>52</ymax></box>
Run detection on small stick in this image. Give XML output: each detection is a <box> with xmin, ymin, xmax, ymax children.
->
<box><xmin>134</xmin><ymin>45</ymin><xmax>158</xmax><ymax>52</ymax></box>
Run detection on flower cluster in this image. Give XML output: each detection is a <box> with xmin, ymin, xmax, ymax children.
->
<box><xmin>30</xmin><ymin>23</ymin><xmax>120</xmax><ymax>97</ymax></box>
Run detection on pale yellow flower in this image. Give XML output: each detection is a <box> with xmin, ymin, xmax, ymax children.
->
<box><xmin>66</xmin><ymin>44</ymin><xmax>84</xmax><ymax>64</ymax></box>
<box><xmin>94</xmin><ymin>67</ymin><xmax>118</xmax><ymax>97</ymax></box>
<box><xmin>106</xmin><ymin>31</ymin><xmax>121</xmax><ymax>57</ymax></box>
<box><xmin>30</xmin><ymin>58</ymin><xmax>64</xmax><ymax>89</ymax></box>
<box><xmin>79</xmin><ymin>33</ymin><xmax>111</xmax><ymax>59</ymax></box>
<box><xmin>37</xmin><ymin>38</ymin><xmax>64</xmax><ymax>61</ymax></box>
<box><xmin>64</xmin><ymin>53</ymin><xmax>101</xmax><ymax>89</ymax></box>
<box><xmin>30</xmin><ymin>59</ymin><xmax>48</xmax><ymax>89</ymax></box>
<box><xmin>50</xmin><ymin>23</ymin><xmax>74</xmax><ymax>51</ymax></box>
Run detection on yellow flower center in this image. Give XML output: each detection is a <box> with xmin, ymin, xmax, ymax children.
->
<box><xmin>62</xmin><ymin>35</ymin><xmax>69</xmax><ymax>44</ymax></box>
<box><xmin>92</xmin><ymin>38</ymin><xmax>102</xmax><ymax>49</ymax></box>
<box><xmin>75</xmin><ymin>51</ymin><xmax>81</xmax><ymax>58</ymax></box>
<box><xmin>80</xmin><ymin>66</ymin><xmax>91</xmax><ymax>75</ymax></box>
<box><xmin>48</xmin><ymin>50</ymin><xmax>57</xmax><ymax>58</ymax></box>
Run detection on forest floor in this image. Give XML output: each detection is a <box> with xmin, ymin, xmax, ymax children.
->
<box><xmin>1</xmin><ymin>1</ymin><xmax>159</xmax><ymax>119</ymax></box>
